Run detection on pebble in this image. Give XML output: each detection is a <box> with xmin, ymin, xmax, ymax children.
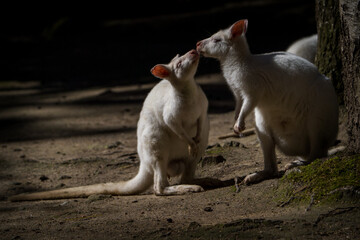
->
<box><xmin>200</xmin><ymin>155</ymin><xmax>226</xmax><ymax>167</ymax></box>
<box><xmin>188</xmin><ymin>221</ymin><xmax>201</xmax><ymax>230</ymax></box>
<box><xmin>204</xmin><ymin>207</ymin><xmax>213</xmax><ymax>212</ymax></box>
<box><xmin>39</xmin><ymin>175</ymin><xmax>49</xmax><ymax>181</ymax></box>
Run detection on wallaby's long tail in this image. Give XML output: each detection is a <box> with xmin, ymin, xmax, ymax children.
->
<box><xmin>9</xmin><ymin>165</ymin><xmax>153</xmax><ymax>201</ymax></box>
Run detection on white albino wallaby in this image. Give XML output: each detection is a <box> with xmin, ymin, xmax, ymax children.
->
<box><xmin>286</xmin><ymin>34</ymin><xmax>318</xmax><ymax>63</ymax></box>
<box><xmin>9</xmin><ymin>49</ymin><xmax>209</xmax><ymax>201</ymax></box>
<box><xmin>196</xmin><ymin>20</ymin><xmax>338</xmax><ymax>184</ymax></box>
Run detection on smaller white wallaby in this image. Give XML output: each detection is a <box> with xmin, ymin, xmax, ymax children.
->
<box><xmin>197</xmin><ymin>20</ymin><xmax>338</xmax><ymax>184</ymax></box>
<box><xmin>9</xmin><ymin>49</ymin><xmax>209</xmax><ymax>201</ymax></box>
<box><xmin>286</xmin><ymin>34</ymin><xmax>317</xmax><ymax>63</ymax></box>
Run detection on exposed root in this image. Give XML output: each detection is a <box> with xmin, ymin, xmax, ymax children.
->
<box><xmin>278</xmin><ymin>196</ymin><xmax>296</xmax><ymax>207</ymax></box>
<box><xmin>305</xmin><ymin>193</ymin><xmax>315</xmax><ymax>212</ymax></box>
<box><xmin>234</xmin><ymin>176</ymin><xmax>245</xmax><ymax>193</ymax></box>
<box><xmin>218</xmin><ymin>128</ymin><xmax>255</xmax><ymax>139</ymax></box>
<box><xmin>314</xmin><ymin>207</ymin><xmax>359</xmax><ymax>226</ymax></box>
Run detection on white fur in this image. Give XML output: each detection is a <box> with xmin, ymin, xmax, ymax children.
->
<box><xmin>197</xmin><ymin>20</ymin><xmax>338</xmax><ymax>184</ymax></box>
<box><xmin>9</xmin><ymin>50</ymin><xmax>209</xmax><ymax>201</ymax></box>
<box><xmin>138</xmin><ymin>50</ymin><xmax>209</xmax><ymax>195</ymax></box>
<box><xmin>286</xmin><ymin>34</ymin><xmax>317</xmax><ymax>63</ymax></box>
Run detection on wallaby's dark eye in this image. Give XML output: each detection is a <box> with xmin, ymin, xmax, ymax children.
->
<box><xmin>213</xmin><ymin>38</ymin><xmax>221</xmax><ymax>43</ymax></box>
<box><xmin>176</xmin><ymin>61</ymin><xmax>182</xmax><ymax>68</ymax></box>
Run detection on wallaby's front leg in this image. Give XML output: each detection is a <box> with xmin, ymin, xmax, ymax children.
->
<box><xmin>234</xmin><ymin>97</ymin><xmax>243</xmax><ymax>121</ymax></box>
<box><xmin>244</xmin><ymin>127</ymin><xmax>278</xmax><ymax>184</ymax></box>
<box><xmin>166</xmin><ymin>119</ymin><xmax>198</xmax><ymax>158</ymax></box>
<box><xmin>193</xmin><ymin>117</ymin><xmax>202</xmax><ymax>143</ymax></box>
<box><xmin>234</xmin><ymin>98</ymin><xmax>254</xmax><ymax>134</ymax></box>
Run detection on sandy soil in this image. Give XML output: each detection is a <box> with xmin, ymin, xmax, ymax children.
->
<box><xmin>0</xmin><ymin>74</ymin><xmax>359</xmax><ymax>240</ymax></box>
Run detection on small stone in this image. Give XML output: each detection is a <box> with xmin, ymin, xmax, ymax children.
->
<box><xmin>59</xmin><ymin>175</ymin><xmax>72</xmax><ymax>180</ymax></box>
<box><xmin>206</xmin><ymin>143</ymin><xmax>221</xmax><ymax>149</ymax></box>
<box><xmin>222</xmin><ymin>141</ymin><xmax>246</xmax><ymax>148</ymax></box>
<box><xmin>204</xmin><ymin>207</ymin><xmax>213</xmax><ymax>212</ymax></box>
<box><xmin>201</xmin><ymin>155</ymin><xmax>226</xmax><ymax>167</ymax></box>
<box><xmin>60</xmin><ymin>201</ymin><xmax>69</xmax><ymax>206</ymax></box>
<box><xmin>222</xmin><ymin>141</ymin><xmax>240</xmax><ymax>147</ymax></box>
<box><xmin>39</xmin><ymin>175</ymin><xmax>49</xmax><ymax>181</ymax></box>
<box><xmin>188</xmin><ymin>221</ymin><xmax>201</xmax><ymax>230</ymax></box>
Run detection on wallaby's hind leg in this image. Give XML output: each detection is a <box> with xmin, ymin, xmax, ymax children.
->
<box><xmin>154</xmin><ymin>156</ymin><xmax>203</xmax><ymax>195</ymax></box>
<box><xmin>244</xmin><ymin>127</ymin><xmax>278</xmax><ymax>184</ymax></box>
<box><xmin>285</xmin><ymin>130</ymin><xmax>329</xmax><ymax>170</ymax></box>
<box><xmin>153</xmin><ymin>158</ymin><xmax>170</xmax><ymax>195</ymax></box>
<box><xmin>167</xmin><ymin>160</ymin><xmax>185</xmax><ymax>178</ymax></box>
<box><xmin>284</xmin><ymin>157</ymin><xmax>308</xmax><ymax>170</ymax></box>
<box><xmin>285</xmin><ymin>147</ymin><xmax>328</xmax><ymax>170</ymax></box>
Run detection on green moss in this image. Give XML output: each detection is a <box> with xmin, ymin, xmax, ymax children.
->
<box><xmin>275</xmin><ymin>154</ymin><xmax>360</xmax><ymax>204</ymax></box>
<box><xmin>205</xmin><ymin>146</ymin><xmax>226</xmax><ymax>155</ymax></box>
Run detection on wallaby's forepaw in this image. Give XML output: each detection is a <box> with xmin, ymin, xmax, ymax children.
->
<box><xmin>233</xmin><ymin>121</ymin><xmax>245</xmax><ymax>135</ymax></box>
<box><xmin>243</xmin><ymin>171</ymin><xmax>276</xmax><ymax>185</ymax></box>
<box><xmin>188</xmin><ymin>143</ymin><xmax>199</xmax><ymax>159</ymax></box>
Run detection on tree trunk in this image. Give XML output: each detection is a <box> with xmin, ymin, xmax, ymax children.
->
<box><xmin>339</xmin><ymin>0</ymin><xmax>360</xmax><ymax>153</ymax></box>
<box><xmin>315</xmin><ymin>0</ymin><xmax>343</xmax><ymax>103</ymax></box>
<box><xmin>316</xmin><ymin>0</ymin><xmax>360</xmax><ymax>153</ymax></box>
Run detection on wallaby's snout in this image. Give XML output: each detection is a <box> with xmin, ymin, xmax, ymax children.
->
<box><xmin>187</xmin><ymin>49</ymin><xmax>200</xmax><ymax>62</ymax></box>
<box><xmin>189</xmin><ymin>49</ymin><xmax>198</xmax><ymax>55</ymax></box>
<box><xmin>196</xmin><ymin>41</ymin><xmax>203</xmax><ymax>52</ymax></box>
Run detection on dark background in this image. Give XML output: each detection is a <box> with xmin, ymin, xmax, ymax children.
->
<box><xmin>2</xmin><ymin>0</ymin><xmax>316</xmax><ymax>89</ymax></box>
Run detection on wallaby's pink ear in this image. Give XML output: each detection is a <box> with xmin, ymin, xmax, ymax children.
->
<box><xmin>230</xmin><ymin>19</ymin><xmax>248</xmax><ymax>39</ymax></box>
<box><xmin>151</xmin><ymin>64</ymin><xmax>171</xmax><ymax>79</ymax></box>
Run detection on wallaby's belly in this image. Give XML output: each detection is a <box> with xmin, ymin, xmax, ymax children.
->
<box><xmin>138</xmin><ymin>122</ymin><xmax>194</xmax><ymax>160</ymax></box>
<box><xmin>255</xmin><ymin>107</ymin><xmax>310</xmax><ymax>156</ymax></box>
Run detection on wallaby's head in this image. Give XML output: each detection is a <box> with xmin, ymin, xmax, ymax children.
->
<box><xmin>196</xmin><ymin>19</ymin><xmax>248</xmax><ymax>60</ymax></box>
<box><xmin>151</xmin><ymin>50</ymin><xmax>200</xmax><ymax>85</ymax></box>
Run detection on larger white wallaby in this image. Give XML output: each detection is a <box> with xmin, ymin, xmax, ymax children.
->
<box><xmin>9</xmin><ymin>50</ymin><xmax>209</xmax><ymax>201</ymax></box>
<box><xmin>196</xmin><ymin>20</ymin><xmax>338</xmax><ymax>184</ymax></box>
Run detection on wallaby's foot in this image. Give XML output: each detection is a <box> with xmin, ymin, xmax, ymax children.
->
<box><xmin>328</xmin><ymin>145</ymin><xmax>346</xmax><ymax>156</ymax></box>
<box><xmin>158</xmin><ymin>184</ymin><xmax>204</xmax><ymax>196</ymax></box>
<box><xmin>285</xmin><ymin>159</ymin><xmax>309</xmax><ymax>170</ymax></box>
<box><xmin>243</xmin><ymin>171</ymin><xmax>277</xmax><ymax>185</ymax></box>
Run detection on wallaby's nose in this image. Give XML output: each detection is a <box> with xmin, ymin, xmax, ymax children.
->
<box><xmin>196</xmin><ymin>41</ymin><xmax>202</xmax><ymax>50</ymax></box>
<box><xmin>190</xmin><ymin>49</ymin><xmax>197</xmax><ymax>55</ymax></box>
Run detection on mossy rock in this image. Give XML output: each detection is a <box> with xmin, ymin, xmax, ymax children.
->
<box><xmin>275</xmin><ymin>154</ymin><xmax>360</xmax><ymax>205</ymax></box>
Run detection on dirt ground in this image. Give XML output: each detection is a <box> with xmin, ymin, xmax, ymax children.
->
<box><xmin>0</xmin><ymin>74</ymin><xmax>359</xmax><ymax>240</ymax></box>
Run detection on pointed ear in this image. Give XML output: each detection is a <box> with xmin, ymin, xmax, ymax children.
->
<box><xmin>230</xmin><ymin>19</ymin><xmax>248</xmax><ymax>39</ymax></box>
<box><xmin>151</xmin><ymin>64</ymin><xmax>171</xmax><ymax>79</ymax></box>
